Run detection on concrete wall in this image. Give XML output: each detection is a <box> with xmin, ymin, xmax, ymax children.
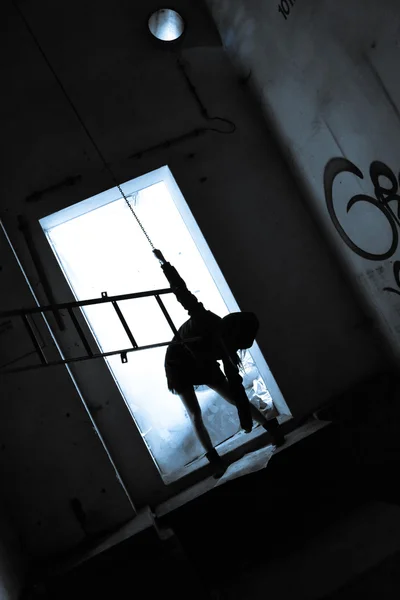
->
<box><xmin>206</xmin><ymin>0</ymin><xmax>400</xmax><ymax>361</ymax></box>
<box><xmin>0</xmin><ymin>0</ymin><xmax>386</xmax><ymax>559</ymax></box>
<box><xmin>0</xmin><ymin>223</ymin><xmax>136</xmax><ymax>560</ymax></box>
<box><xmin>0</xmin><ymin>499</ymin><xmax>24</xmax><ymax>600</ymax></box>
<box><xmin>223</xmin><ymin>502</ymin><xmax>400</xmax><ymax>600</ymax></box>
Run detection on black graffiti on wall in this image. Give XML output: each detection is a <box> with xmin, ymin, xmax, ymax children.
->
<box><xmin>324</xmin><ymin>157</ymin><xmax>400</xmax><ymax>296</ymax></box>
<box><xmin>278</xmin><ymin>0</ymin><xmax>297</xmax><ymax>21</ymax></box>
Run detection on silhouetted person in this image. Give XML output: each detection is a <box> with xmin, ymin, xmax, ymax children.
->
<box><xmin>154</xmin><ymin>250</ymin><xmax>284</xmax><ymax>477</ymax></box>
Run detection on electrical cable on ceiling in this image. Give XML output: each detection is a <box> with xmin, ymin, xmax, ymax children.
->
<box><xmin>12</xmin><ymin>0</ymin><xmax>155</xmax><ymax>250</ymax></box>
<box><xmin>177</xmin><ymin>58</ymin><xmax>236</xmax><ymax>134</ymax></box>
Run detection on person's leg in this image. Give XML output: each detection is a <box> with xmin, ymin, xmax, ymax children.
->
<box><xmin>178</xmin><ymin>386</ymin><xmax>226</xmax><ymax>476</ymax></box>
<box><xmin>208</xmin><ymin>378</ymin><xmax>265</xmax><ymax>424</ymax></box>
<box><xmin>208</xmin><ymin>379</ymin><xmax>285</xmax><ymax>446</ymax></box>
<box><xmin>179</xmin><ymin>386</ymin><xmax>214</xmax><ymax>453</ymax></box>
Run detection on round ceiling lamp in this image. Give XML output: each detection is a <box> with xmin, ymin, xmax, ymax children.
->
<box><xmin>148</xmin><ymin>8</ymin><xmax>185</xmax><ymax>42</ymax></box>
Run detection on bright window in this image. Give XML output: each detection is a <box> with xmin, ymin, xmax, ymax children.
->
<box><xmin>40</xmin><ymin>167</ymin><xmax>284</xmax><ymax>479</ymax></box>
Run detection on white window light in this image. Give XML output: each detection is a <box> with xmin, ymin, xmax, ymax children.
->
<box><xmin>40</xmin><ymin>166</ymin><xmax>286</xmax><ymax>480</ymax></box>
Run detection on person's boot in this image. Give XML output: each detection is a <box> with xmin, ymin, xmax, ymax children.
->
<box><xmin>205</xmin><ymin>449</ymin><xmax>227</xmax><ymax>479</ymax></box>
<box><xmin>263</xmin><ymin>417</ymin><xmax>285</xmax><ymax>447</ymax></box>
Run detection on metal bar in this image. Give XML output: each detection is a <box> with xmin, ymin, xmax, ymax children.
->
<box><xmin>0</xmin><ymin>288</ymin><xmax>173</xmax><ymax>319</ymax></box>
<box><xmin>1</xmin><ymin>336</ymin><xmax>202</xmax><ymax>374</ymax></box>
<box><xmin>111</xmin><ymin>301</ymin><xmax>138</xmax><ymax>348</ymax></box>
<box><xmin>154</xmin><ymin>295</ymin><xmax>179</xmax><ymax>336</ymax></box>
<box><xmin>67</xmin><ymin>308</ymin><xmax>93</xmax><ymax>357</ymax></box>
<box><xmin>17</xmin><ymin>215</ymin><xmax>65</xmax><ymax>331</ymax></box>
<box><xmin>21</xmin><ymin>314</ymin><xmax>47</xmax><ymax>365</ymax></box>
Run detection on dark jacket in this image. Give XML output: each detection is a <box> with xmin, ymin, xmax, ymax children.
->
<box><xmin>162</xmin><ymin>261</ymin><xmax>252</xmax><ymax>425</ymax></box>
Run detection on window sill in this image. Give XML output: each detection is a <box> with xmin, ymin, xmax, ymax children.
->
<box><xmin>155</xmin><ymin>417</ymin><xmax>328</xmax><ymax>518</ymax></box>
<box><xmin>161</xmin><ymin>412</ymin><xmax>292</xmax><ymax>485</ymax></box>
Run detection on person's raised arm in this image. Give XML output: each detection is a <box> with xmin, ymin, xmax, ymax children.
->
<box><xmin>153</xmin><ymin>249</ymin><xmax>205</xmax><ymax>317</ymax></box>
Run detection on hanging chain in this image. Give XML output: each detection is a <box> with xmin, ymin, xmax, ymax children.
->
<box><xmin>13</xmin><ymin>1</ymin><xmax>156</xmax><ymax>253</ymax></box>
<box><xmin>117</xmin><ymin>185</ymin><xmax>155</xmax><ymax>250</ymax></box>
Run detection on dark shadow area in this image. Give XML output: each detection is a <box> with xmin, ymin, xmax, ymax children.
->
<box><xmin>22</xmin><ymin>370</ymin><xmax>400</xmax><ymax>599</ymax></box>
